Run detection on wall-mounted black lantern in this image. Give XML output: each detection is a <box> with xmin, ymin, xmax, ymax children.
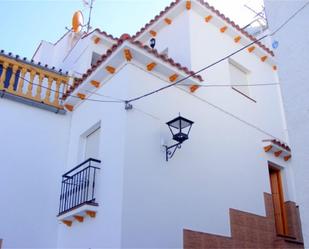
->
<box><xmin>164</xmin><ymin>115</ymin><xmax>194</xmax><ymax>161</ymax></box>
<box><xmin>150</xmin><ymin>38</ymin><xmax>156</xmax><ymax>48</ymax></box>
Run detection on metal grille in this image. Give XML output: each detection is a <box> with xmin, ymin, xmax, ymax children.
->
<box><xmin>58</xmin><ymin>158</ymin><xmax>100</xmax><ymax>215</ymax></box>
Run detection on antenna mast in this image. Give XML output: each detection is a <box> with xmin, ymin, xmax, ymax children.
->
<box><xmin>86</xmin><ymin>0</ymin><xmax>94</xmax><ymax>33</ymax></box>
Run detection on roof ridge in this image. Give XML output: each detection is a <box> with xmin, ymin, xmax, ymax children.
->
<box><xmin>131</xmin><ymin>0</ymin><xmax>274</xmax><ymax>56</ymax></box>
<box><xmin>82</xmin><ymin>28</ymin><xmax>119</xmax><ymax>41</ymax></box>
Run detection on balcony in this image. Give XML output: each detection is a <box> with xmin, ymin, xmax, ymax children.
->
<box><xmin>58</xmin><ymin>158</ymin><xmax>101</xmax><ymax>226</ymax></box>
<box><xmin>0</xmin><ymin>52</ymin><xmax>71</xmax><ymax>112</ymax></box>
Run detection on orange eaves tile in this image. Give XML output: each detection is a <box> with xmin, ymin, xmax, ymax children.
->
<box><xmin>86</xmin><ymin>210</ymin><xmax>96</xmax><ymax>218</ymax></box>
<box><xmin>105</xmin><ymin>66</ymin><xmax>116</xmax><ymax>74</ymax></box>
<box><xmin>149</xmin><ymin>30</ymin><xmax>157</xmax><ymax>37</ymax></box>
<box><xmin>124</xmin><ymin>48</ymin><xmax>133</xmax><ymax>61</ymax></box>
<box><xmin>190</xmin><ymin>84</ymin><xmax>199</xmax><ymax>93</ymax></box>
<box><xmin>147</xmin><ymin>62</ymin><xmax>157</xmax><ymax>71</ymax></box>
<box><xmin>205</xmin><ymin>15</ymin><xmax>212</xmax><ymax>22</ymax></box>
<box><xmin>248</xmin><ymin>46</ymin><xmax>256</xmax><ymax>53</ymax></box>
<box><xmin>234</xmin><ymin>36</ymin><xmax>241</xmax><ymax>43</ymax></box>
<box><xmin>77</xmin><ymin>93</ymin><xmax>86</xmax><ymax>100</ymax></box>
<box><xmin>169</xmin><ymin>74</ymin><xmax>178</xmax><ymax>82</ymax></box>
<box><xmin>64</xmin><ymin>104</ymin><xmax>74</xmax><ymax>112</ymax></box>
<box><xmin>90</xmin><ymin>80</ymin><xmax>100</xmax><ymax>88</ymax></box>
<box><xmin>62</xmin><ymin>220</ymin><xmax>72</xmax><ymax>227</ymax></box>
<box><xmin>261</xmin><ymin>55</ymin><xmax>268</xmax><ymax>62</ymax></box>
<box><xmin>264</xmin><ymin>145</ymin><xmax>273</xmax><ymax>152</ymax></box>
<box><xmin>94</xmin><ymin>37</ymin><xmax>101</xmax><ymax>44</ymax></box>
<box><xmin>220</xmin><ymin>26</ymin><xmax>228</xmax><ymax>33</ymax></box>
<box><xmin>164</xmin><ymin>18</ymin><xmax>172</xmax><ymax>25</ymax></box>
<box><xmin>186</xmin><ymin>1</ymin><xmax>191</xmax><ymax>10</ymax></box>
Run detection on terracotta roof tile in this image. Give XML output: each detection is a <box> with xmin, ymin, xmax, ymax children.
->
<box><xmin>62</xmin><ymin>36</ymin><xmax>203</xmax><ymax>99</ymax></box>
<box><xmin>132</xmin><ymin>0</ymin><xmax>274</xmax><ymax>56</ymax></box>
<box><xmin>0</xmin><ymin>49</ymin><xmax>68</xmax><ymax>75</ymax></box>
<box><xmin>271</xmin><ymin>139</ymin><xmax>291</xmax><ymax>152</ymax></box>
<box><xmin>82</xmin><ymin>28</ymin><xmax>119</xmax><ymax>41</ymax></box>
<box><xmin>263</xmin><ymin>139</ymin><xmax>291</xmax><ymax>152</ymax></box>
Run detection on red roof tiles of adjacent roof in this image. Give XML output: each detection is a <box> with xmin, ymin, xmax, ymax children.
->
<box><xmin>82</xmin><ymin>28</ymin><xmax>119</xmax><ymax>41</ymax></box>
<box><xmin>132</xmin><ymin>0</ymin><xmax>180</xmax><ymax>40</ymax></box>
<box><xmin>132</xmin><ymin>0</ymin><xmax>274</xmax><ymax>56</ymax></box>
<box><xmin>263</xmin><ymin>139</ymin><xmax>291</xmax><ymax>152</ymax></box>
<box><xmin>63</xmin><ymin>35</ymin><xmax>203</xmax><ymax>99</ymax></box>
<box><xmin>271</xmin><ymin>139</ymin><xmax>291</xmax><ymax>152</ymax></box>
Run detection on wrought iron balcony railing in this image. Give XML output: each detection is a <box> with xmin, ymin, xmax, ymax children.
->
<box><xmin>58</xmin><ymin>158</ymin><xmax>101</xmax><ymax>216</ymax></box>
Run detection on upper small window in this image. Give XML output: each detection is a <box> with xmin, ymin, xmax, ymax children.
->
<box><xmin>91</xmin><ymin>52</ymin><xmax>101</xmax><ymax>67</ymax></box>
<box><xmin>229</xmin><ymin>60</ymin><xmax>250</xmax><ymax>96</ymax></box>
<box><xmin>85</xmin><ymin>127</ymin><xmax>100</xmax><ymax>160</ymax></box>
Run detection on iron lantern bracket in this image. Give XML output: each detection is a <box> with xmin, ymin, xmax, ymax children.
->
<box><xmin>164</xmin><ymin>142</ymin><xmax>182</xmax><ymax>161</ymax></box>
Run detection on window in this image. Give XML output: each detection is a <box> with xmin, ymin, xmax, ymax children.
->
<box><xmin>268</xmin><ymin>165</ymin><xmax>288</xmax><ymax>235</ymax></box>
<box><xmin>229</xmin><ymin>60</ymin><xmax>250</xmax><ymax>96</ymax></box>
<box><xmin>91</xmin><ymin>52</ymin><xmax>101</xmax><ymax>67</ymax></box>
<box><xmin>85</xmin><ymin>127</ymin><xmax>100</xmax><ymax>160</ymax></box>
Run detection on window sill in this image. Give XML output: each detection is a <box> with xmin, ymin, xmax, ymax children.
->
<box><xmin>231</xmin><ymin>87</ymin><xmax>256</xmax><ymax>103</ymax></box>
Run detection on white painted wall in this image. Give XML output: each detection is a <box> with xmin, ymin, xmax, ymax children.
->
<box><xmin>33</xmin><ymin>31</ymin><xmax>114</xmax><ymax>78</ymax></box>
<box><xmin>188</xmin><ymin>9</ymin><xmax>287</xmax><ymax>142</ymax></box>
<box><xmin>0</xmin><ymin>1</ymin><xmax>298</xmax><ymax>248</ymax></box>
<box><xmin>0</xmin><ymin>98</ymin><xmax>70</xmax><ymax>248</ymax></box>
<box><xmin>56</xmin><ymin>3</ymin><xmax>295</xmax><ymax>248</ymax></box>
<box><xmin>142</xmin><ymin>8</ymin><xmax>192</xmax><ymax>69</ymax></box>
<box><xmin>265</xmin><ymin>1</ymin><xmax>309</xmax><ymax>245</ymax></box>
<box><xmin>120</xmin><ymin>63</ymin><xmax>291</xmax><ymax>248</ymax></box>
<box><xmin>57</xmin><ymin>65</ymin><xmax>130</xmax><ymax>248</ymax></box>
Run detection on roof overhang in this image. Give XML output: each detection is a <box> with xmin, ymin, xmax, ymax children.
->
<box><xmin>63</xmin><ymin>41</ymin><xmax>203</xmax><ymax>110</ymax></box>
<box><xmin>134</xmin><ymin>0</ymin><xmax>276</xmax><ymax>66</ymax></box>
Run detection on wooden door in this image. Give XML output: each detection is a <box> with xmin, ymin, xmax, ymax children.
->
<box><xmin>269</xmin><ymin>167</ymin><xmax>287</xmax><ymax>235</ymax></box>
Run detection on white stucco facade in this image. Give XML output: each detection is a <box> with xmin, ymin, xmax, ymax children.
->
<box><xmin>0</xmin><ymin>0</ymin><xmax>302</xmax><ymax>248</ymax></box>
<box><xmin>265</xmin><ymin>1</ymin><xmax>309</xmax><ymax>246</ymax></box>
<box><xmin>0</xmin><ymin>99</ymin><xmax>70</xmax><ymax>248</ymax></box>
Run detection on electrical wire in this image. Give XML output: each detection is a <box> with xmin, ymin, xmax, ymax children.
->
<box><xmin>126</xmin><ymin>1</ymin><xmax>309</xmax><ymax>104</ymax></box>
<box><xmin>2</xmin><ymin>1</ymin><xmax>307</xmax><ymax>106</ymax></box>
<box><xmin>0</xmin><ymin>65</ymin><xmax>125</xmax><ymax>103</ymax></box>
<box><xmin>178</xmin><ymin>82</ymin><xmax>279</xmax><ymax>87</ymax></box>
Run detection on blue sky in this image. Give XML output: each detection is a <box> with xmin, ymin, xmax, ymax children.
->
<box><xmin>0</xmin><ymin>0</ymin><xmax>262</xmax><ymax>59</ymax></box>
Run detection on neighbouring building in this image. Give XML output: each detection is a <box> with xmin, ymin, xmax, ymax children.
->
<box><xmin>265</xmin><ymin>1</ymin><xmax>309</xmax><ymax>248</ymax></box>
<box><xmin>0</xmin><ymin>0</ymin><xmax>305</xmax><ymax>248</ymax></box>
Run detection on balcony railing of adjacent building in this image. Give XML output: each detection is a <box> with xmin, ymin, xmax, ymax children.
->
<box><xmin>58</xmin><ymin>158</ymin><xmax>101</xmax><ymax>216</ymax></box>
<box><xmin>0</xmin><ymin>52</ymin><xmax>71</xmax><ymax>110</ymax></box>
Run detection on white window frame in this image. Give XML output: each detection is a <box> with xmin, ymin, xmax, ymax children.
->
<box><xmin>229</xmin><ymin>59</ymin><xmax>251</xmax><ymax>97</ymax></box>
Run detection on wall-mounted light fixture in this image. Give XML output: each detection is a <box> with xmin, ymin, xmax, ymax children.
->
<box><xmin>164</xmin><ymin>115</ymin><xmax>194</xmax><ymax>161</ymax></box>
<box><xmin>150</xmin><ymin>38</ymin><xmax>156</xmax><ymax>48</ymax></box>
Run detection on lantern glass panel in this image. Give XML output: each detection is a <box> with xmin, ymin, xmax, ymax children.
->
<box><xmin>166</xmin><ymin>116</ymin><xmax>194</xmax><ymax>143</ymax></box>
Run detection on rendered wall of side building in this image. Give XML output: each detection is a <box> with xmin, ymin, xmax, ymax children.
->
<box><xmin>0</xmin><ymin>99</ymin><xmax>70</xmax><ymax>248</ymax></box>
<box><xmin>265</xmin><ymin>1</ymin><xmax>309</xmax><ymax>246</ymax></box>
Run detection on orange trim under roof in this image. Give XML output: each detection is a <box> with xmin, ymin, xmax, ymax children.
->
<box><xmin>62</xmin><ymin>36</ymin><xmax>203</xmax><ymax>100</ymax></box>
<box><xmin>262</xmin><ymin>139</ymin><xmax>291</xmax><ymax>152</ymax></box>
<box><xmin>132</xmin><ymin>0</ymin><xmax>274</xmax><ymax>56</ymax></box>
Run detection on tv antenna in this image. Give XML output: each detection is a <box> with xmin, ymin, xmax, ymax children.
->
<box><xmin>83</xmin><ymin>0</ymin><xmax>95</xmax><ymax>33</ymax></box>
<box><xmin>242</xmin><ymin>3</ymin><xmax>268</xmax><ymax>36</ymax></box>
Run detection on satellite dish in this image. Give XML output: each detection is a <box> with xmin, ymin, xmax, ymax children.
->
<box><xmin>72</xmin><ymin>11</ymin><xmax>84</xmax><ymax>33</ymax></box>
<box><xmin>272</xmin><ymin>40</ymin><xmax>279</xmax><ymax>49</ymax></box>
